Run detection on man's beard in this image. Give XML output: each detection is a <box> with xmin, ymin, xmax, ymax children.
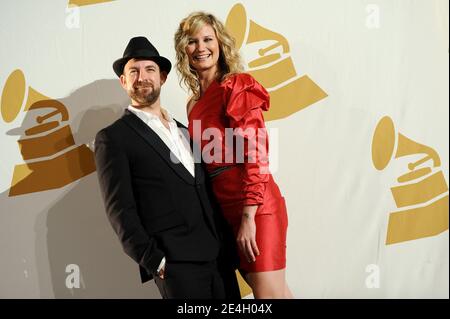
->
<box><xmin>129</xmin><ymin>84</ymin><xmax>161</xmax><ymax>106</ymax></box>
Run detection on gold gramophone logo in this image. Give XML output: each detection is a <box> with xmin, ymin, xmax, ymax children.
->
<box><xmin>372</xmin><ymin>116</ymin><xmax>449</xmax><ymax>245</ymax></box>
<box><xmin>1</xmin><ymin>69</ymin><xmax>96</xmax><ymax>197</ymax></box>
<box><xmin>225</xmin><ymin>3</ymin><xmax>328</xmax><ymax>121</ymax></box>
<box><xmin>68</xmin><ymin>0</ymin><xmax>113</xmax><ymax>6</ymax></box>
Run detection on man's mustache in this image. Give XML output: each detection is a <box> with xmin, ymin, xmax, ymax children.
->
<box><xmin>134</xmin><ymin>84</ymin><xmax>153</xmax><ymax>89</ymax></box>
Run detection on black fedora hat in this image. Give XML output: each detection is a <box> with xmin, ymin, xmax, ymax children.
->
<box><xmin>113</xmin><ymin>36</ymin><xmax>172</xmax><ymax>77</ymax></box>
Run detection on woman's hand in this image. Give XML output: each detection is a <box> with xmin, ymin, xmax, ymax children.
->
<box><xmin>237</xmin><ymin>205</ymin><xmax>260</xmax><ymax>263</ymax></box>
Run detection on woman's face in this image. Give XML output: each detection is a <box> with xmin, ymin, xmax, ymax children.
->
<box><xmin>185</xmin><ymin>24</ymin><xmax>220</xmax><ymax>74</ymax></box>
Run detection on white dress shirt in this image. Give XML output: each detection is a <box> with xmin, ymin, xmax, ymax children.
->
<box><xmin>127</xmin><ymin>105</ymin><xmax>195</xmax><ymax>274</ymax></box>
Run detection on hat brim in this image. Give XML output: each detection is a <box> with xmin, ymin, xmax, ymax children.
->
<box><xmin>112</xmin><ymin>56</ymin><xmax>171</xmax><ymax>77</ymax></box>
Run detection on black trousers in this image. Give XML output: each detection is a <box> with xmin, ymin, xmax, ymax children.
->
<box><xmin>154</xmin><ymin>260</ymin><xmax>239</xmax><ymax>299</ymax></box>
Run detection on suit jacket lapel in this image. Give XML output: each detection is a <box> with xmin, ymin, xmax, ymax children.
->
<box><xmin>123</xmin><ymin>110</ymin><xmax>218</xmax><ymax>238</ymax></box>
<box><xmin>121</xmin><ymin>110</ymin><xmax>195</xmax><ymax>185</ymax></box>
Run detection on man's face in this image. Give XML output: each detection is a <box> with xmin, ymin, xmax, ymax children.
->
<box><xmin>120</xmin><ymin>59</ymin><xmax>167</xmax><ymax>106</ymax></box>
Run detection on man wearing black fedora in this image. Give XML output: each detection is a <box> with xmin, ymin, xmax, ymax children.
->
<box><xmin>94</xmin><ymin>36</ymin><xmax>240</xmax><ymax>299</ymax></box>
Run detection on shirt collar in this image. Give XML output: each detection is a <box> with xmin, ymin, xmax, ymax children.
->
<box><xmin>128</xmin><ymin>105</ymin><xmax>175</xmax><ymax>124</ymax></box>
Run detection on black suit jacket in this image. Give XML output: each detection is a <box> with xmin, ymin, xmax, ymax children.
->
<box><xmin>94</xmin><ymin>109</ymin><xmax>224</xmax><ymax>283</ymax></box>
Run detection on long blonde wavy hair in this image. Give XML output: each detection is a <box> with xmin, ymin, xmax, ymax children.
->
<box><xmin>174</xmin><ymin>11</ymin><xmax>244</xmax><ymax>98</ymax></box>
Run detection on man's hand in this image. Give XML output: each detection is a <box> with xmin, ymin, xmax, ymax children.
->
<box><xmin>157</xmin><ymin>264</ymin><xmax>165</xmax><ymax>280</ymax></box>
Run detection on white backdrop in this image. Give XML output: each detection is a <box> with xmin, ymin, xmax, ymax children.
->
<box><xmin>0</xmin><ymin>0</ymin><xmax>448</xmax><ymax>298</ymax></box>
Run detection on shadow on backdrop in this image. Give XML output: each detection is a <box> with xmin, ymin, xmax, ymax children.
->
<box><xmin>2</xmin><ymin>77</ymin><xmax>160</xmax><ymax>298</ymax></box>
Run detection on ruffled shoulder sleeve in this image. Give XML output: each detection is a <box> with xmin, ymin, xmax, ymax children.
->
<box><xmin>222</xmin><ymin>73</ymin><xmax>270</xmax><ymax>122</ymax></box>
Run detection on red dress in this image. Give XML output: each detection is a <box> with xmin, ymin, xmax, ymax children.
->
<box><xmin>188</xmin><ymin>73</ymin><xmax>288</xmax><ymax>272</ymax></box>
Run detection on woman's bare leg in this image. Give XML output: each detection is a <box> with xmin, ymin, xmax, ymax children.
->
<box><xmin>245</xmin><ymin>269</ymin><xmax>293</xmax><ymax>299</ymax></box>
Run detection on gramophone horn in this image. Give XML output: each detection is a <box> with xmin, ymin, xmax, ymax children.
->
<box><xmin>372</xmin><ymin>116</ymin><xmax>441</xmax><ymax>177</ymax></box>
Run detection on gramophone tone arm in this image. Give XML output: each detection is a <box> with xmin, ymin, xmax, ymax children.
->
<box><xmin>408</xmin><ymin>151</ymin><xmax>441</xmax><ymax>170</ymax></box>
<box><xmin>28</xmin><ymin>99</ymin><xmax>69</xmax><ymax>122</ymax></box>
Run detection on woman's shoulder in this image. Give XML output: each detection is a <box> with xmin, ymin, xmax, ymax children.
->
<box><xmin>221</xmin><ymin>73</ymin><xmax>268</xmax><ymax>100</ymax></box>
<box><xmin>221</xmin><ymin>73</ymin><xmax>270</xmax><ymax>120</ymax></box>
<box><xmin>221</xmin><ymin>73</ymin><xmax>268</xmax><ymax>98</ymax></box>
<box><xmin>221</xmin><ymin>72</ymin><xmax>258</xmax><ymax>89</ymax></box>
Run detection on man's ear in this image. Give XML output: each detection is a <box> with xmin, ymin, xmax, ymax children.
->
<box><xmin>160</xmin><ymin>71</ymin><xmax>168</xmax><ymax>85</ymax></box>
<box><xmin>119</xmin><ymin>74</ymin><xmax>127</xmax><ymax>89</ymax></box>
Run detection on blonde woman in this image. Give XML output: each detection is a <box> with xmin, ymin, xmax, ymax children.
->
<box><xmin>175</xmin><ymin>12</ymin><xmax>293</xmax><ymax>299</ymax></box>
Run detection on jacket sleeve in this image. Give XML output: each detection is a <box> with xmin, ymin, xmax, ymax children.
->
<box><xmin>94</xmin><ymin>128</ymin><xmax>164</xmax><ymax>275</ymax></box>
<box><xmin>224</xmin><ymin>74</ymin><xmax>271</xmax><ymax>206</ymax></box>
